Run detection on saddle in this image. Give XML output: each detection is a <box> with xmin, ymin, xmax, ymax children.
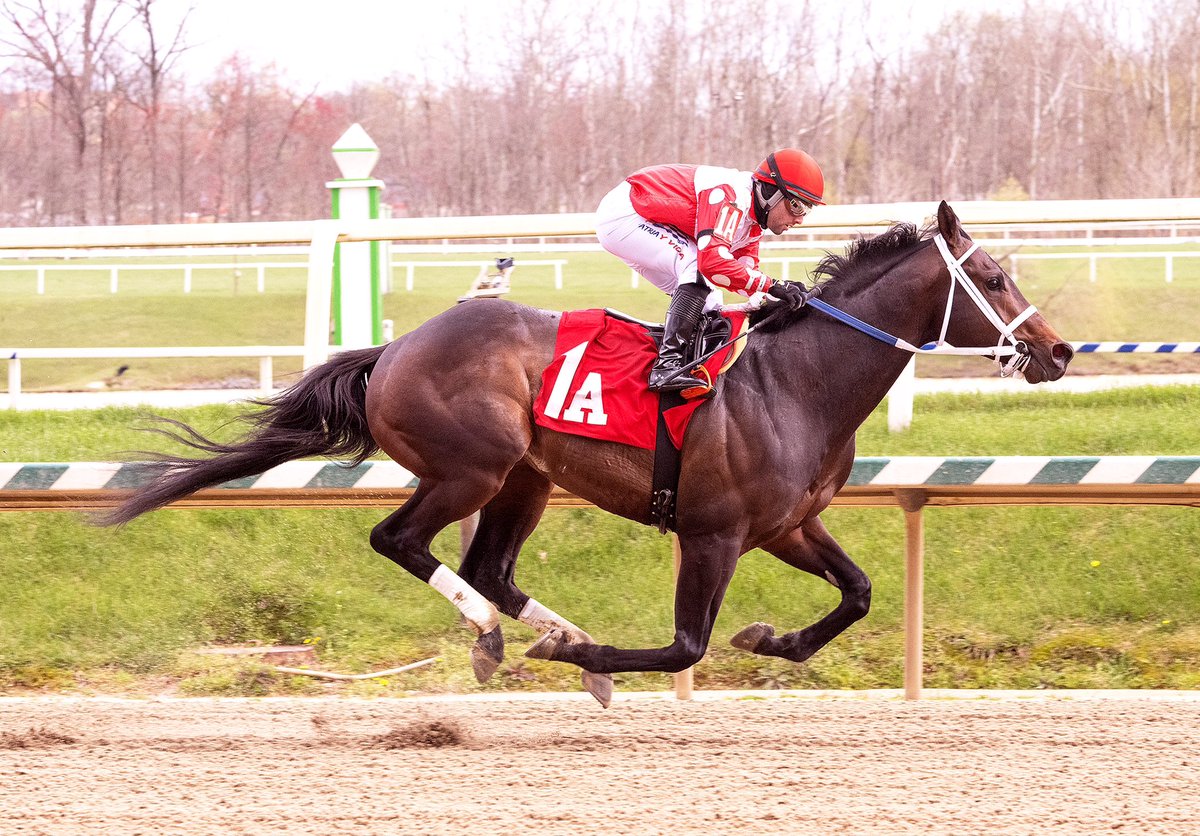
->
<box><xmin>532</xmin><ymin>307</ymin><xmax>749</xmax><ymax>534</ymax></box>
<box><xmin>604</xmin><ymin>307</ymin><xmax>737</xmax><ymax>397</ymax></box>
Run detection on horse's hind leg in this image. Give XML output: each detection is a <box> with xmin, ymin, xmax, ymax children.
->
<box><xmin>369</xmin><ymin>474</ymin><xmax>512</xmax><ymax>682</ymax></box>
<box><xmin>457</xmin><ymin>462</ymin><xmax>613</xmax><ymax>706</ymax></box>
<box><xmin>527</xmin><ymin>532</ymin><xmax>741</xmax><ymax>675</ymax></box>
<box><xmin>731</xmin><ymin>517</ymin><xmax>872</xmax><ymax>664</ymax></box>
<box><xmin>455</xmin><ymin>462</ymin><xmax>551</xmax><ymax>619</ymax></box>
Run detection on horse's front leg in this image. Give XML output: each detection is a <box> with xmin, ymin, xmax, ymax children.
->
<box><xmin>731</xmin><ymin>517</ymin><xmax>871</xmax><ymax>664</ymax></box>
<box><xmin>526</xmin><ymin>532</ymin><xmax>740</xmax><ymax>675</ymax></box>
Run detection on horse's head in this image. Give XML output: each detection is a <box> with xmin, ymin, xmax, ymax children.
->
<box><xmin>932</xmin><ymin>201</ymin><xmax>1073</xmax><ymax>383</ymax></box>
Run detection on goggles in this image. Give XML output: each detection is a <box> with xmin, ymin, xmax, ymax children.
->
<box><xmin>785</xmin><ymin>195</ymin><xmax>812</xmax><ymax>218</ymax></box>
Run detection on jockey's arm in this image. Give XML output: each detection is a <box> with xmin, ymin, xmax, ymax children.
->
<box><xmin>694</xmin><ymin>184</ymin><xmax>774</xmax><ymax>298</ymax></box>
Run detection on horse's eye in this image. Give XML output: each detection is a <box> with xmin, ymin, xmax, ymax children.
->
<box><xmin>985</xmin><ymin>276</ymin><xmax>1003</xmax><ymax>291</ymax></box>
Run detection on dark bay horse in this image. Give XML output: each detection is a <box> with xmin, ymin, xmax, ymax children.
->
<box><xmin>102</xmin><ymin>202</ymin><xmax>1073</xmax><ymax>706</ymax></box>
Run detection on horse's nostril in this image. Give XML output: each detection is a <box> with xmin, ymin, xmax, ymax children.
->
<box><xmin>1052</xmin><ymin>342</ymin><xmax>1074</xmax><ymax>366</ymax></box>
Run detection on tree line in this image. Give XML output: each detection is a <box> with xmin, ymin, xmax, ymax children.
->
<box><xmin>2</xmin><ymin>0</ymin><xmax>1199</xmax><ymax>227</ymax></box>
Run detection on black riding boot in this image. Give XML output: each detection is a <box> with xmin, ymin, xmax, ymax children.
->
<box><xmin>648</xmin><ymin>281</ymin><xmax>709</xmax><ymax>392</ymax></box>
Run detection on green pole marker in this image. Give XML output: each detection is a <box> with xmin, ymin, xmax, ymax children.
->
<box><xmin>327</xmin><ymin>123</ymin><xmax>385</xmax><ymax>347</ymax></box>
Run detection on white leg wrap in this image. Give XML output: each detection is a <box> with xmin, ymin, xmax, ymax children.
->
<box><xmin>429</xmin><ymin>565</ymin><xmax>498</xmax><ymax>633</ymax></box>
<box><xmin>518</xmin><ymin>598</ymin><xmax>590</xmax><ymax>640</ymax></box>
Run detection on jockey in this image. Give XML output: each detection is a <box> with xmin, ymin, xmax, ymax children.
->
<box><xmin>596</xmin><ymin>148</ymin><xmax>825</xmax><ymax>392</ymax></box>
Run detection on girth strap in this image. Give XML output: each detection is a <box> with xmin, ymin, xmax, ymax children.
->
<box><xmin>650</xmin><ymin>390</ymin><xmax>685</xmax><ymax>534</ymax></box>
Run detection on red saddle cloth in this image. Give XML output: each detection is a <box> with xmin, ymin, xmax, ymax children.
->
<box><xmin>533</xmin><ymin>308</ymin><xmax>747</xmax><ymax>450</ymax></box>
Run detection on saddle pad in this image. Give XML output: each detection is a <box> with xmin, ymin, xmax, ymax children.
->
<box><xmin>533</xmin><ymin>308</ymin><xmax>747</xmax><ymax>450</ymax></box>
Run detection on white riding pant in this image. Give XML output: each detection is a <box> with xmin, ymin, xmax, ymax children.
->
<box><xmin>595</xmin><ymin>181</ymin><xmax>724</xmax><ymax>311</ymax></box>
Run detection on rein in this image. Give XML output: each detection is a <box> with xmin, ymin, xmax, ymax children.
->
<box><xmin>660</xmin><ymin>300</ymin><xmax>794</xmax><ymax>385</ymax></box>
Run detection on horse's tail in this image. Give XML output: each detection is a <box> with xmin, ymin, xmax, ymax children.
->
<box><xmin>98</xmin><ymin>344</ymin><xmax>387</xmax><ymax>526</ymax></box>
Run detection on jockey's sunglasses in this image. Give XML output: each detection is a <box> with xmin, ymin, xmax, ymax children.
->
<box><xmin>785</xmin><ymin>195</ymin><xmax>812</xmax><ymax>218</ymax></box>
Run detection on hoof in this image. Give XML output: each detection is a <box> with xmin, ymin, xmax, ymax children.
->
<box><xmin>523</xmin><ymin>629</ymin><xmax>565</xmax><ymax>661</ymax></box>
<box><xmin>581</xmin><ymin>671</ymin><xmax>613</xmax><ymax>708</ymax></box>
<box><xmin>526</xmin><ymin>632</ymin><xmax>611</xmax><ymax>706</ymax></box>
<box><xmin>731</xmin><ymin>622</ymin><xmax>775</xmax><ymax>653</ymax></box>
<box><xmin>470</xmin><ymin>627</ymin><xmax>504</xmax><ymax>683</ymax></box>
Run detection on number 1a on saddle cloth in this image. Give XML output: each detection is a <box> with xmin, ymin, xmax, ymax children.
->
<box><xmin>533</xmin><ymin>308</ymin><xmax>747</xmax><ymax>450</ymax></box>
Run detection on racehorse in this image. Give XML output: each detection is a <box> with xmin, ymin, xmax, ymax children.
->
<box><xmin>102</xmin><ymin>202</ymin><xmax>1073</xmax><ymax>706</ymax></box>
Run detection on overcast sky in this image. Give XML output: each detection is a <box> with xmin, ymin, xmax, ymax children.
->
<box><xmin>176</xmin><ymin>0</ymin><xmax>1075</xmax><ymax>93</ymax></box>
<box><xmin>178</xmin><ymin>0</ymin><xmax>502</xmax><ymax>89</ymax></box>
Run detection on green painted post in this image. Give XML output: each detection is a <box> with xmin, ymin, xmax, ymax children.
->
<box><xmin>328</xmin><ymin>123</ymin><xmax>385</xmax><ymax>347</ymax></box>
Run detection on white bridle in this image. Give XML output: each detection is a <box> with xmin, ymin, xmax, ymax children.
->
<box><xmin>908</xmin><ymin>233</ymin><xmax>1038</xmax><ymax>377</ymax></box>
<box><xmin>730</xmin><ymin>231</ymin><xmax>1041</xmax><ymax>377</ymax></box>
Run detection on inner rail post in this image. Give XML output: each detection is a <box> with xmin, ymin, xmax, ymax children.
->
<box><xmin>895</xmin><ymin>489</ymin><xmax>927</xmax><ymax>700</ymax></box>
<box><xmin>672</xmin><ymin>533</ymin><xmax>694</xmax><ymax>700</ymax></box>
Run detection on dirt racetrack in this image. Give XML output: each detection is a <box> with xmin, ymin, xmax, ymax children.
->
<box><xmin>1</xmin><ymin>694</ymin><xmax>1197</xmax><ymax>835</ymax></box>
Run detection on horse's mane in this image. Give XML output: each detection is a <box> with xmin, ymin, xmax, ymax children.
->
<box><xmin>750</xmin><ymin>220</ymin><xmax>936</xmax><ymax>331</ymax></box>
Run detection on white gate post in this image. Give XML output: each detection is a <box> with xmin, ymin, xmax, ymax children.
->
<box><xmin>887</xmin><ymin>357</ymin><xmax>917</xmax><ymax>432</ymax></box>
<box><xmin>303</xmin><ymin>222</ymin><xmax>341</xmax><ymax>370</ymax></box>
<box><xmin>7</xmin><ymin>355</ymin><xmax>21</xmax><ymax>404</ymax></box>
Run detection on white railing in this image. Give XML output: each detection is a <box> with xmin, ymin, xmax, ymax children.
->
<box><xmin>391</xmin><ymin>258</ymin><xmax>567</xmax><ymax>291</ymax></box>
<box><xmin>7</xmin><ymin>339</ymin><xmax>1195</xmax><ymax>420</ymax></box>
<box><xmin>0</xmin><ymin>262</ymin><xmax>304</xmax><ymax>294</ymax></box>
<box><xmin>1009</xmin><ymin>250</ymin><xmax>1200</xmax><ymax>284</ymax></box>
<box><xmin>2</xmin><ymin>198</ymin><xmax>1200</xmax><ymax>415</ymax></box>
<box><xmin>7</xmin><ymin>244</ymin><xmax>1196</xmax><ymax>296</ymax></box>
<box><xmin>3</xmin><ymin>346</ymin><xmax>305</xmax><ymax>406</ymax></box>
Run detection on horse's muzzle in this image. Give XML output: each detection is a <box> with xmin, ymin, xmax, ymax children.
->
<box><xmin>1027</xmin><ymin>340</ymin><xmax>1074</xmax><ymax>383</ymax></box>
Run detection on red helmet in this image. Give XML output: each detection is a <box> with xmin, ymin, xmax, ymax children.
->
<box><xmin>753</xmin><ymin>148</ymin><xmax>825</xmax><ymax>206</ymax></box>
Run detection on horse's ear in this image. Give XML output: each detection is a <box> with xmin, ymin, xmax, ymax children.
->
<box><xmin>936</xmin><ymin>200</ymin><xmax>967</xmax><ymax>247</ymax></box>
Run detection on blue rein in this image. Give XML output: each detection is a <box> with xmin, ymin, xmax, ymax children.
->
<box><xmin>804</xmin><ymin>297</ymin><xmax>929</xmax><ymax>350</ymax></box>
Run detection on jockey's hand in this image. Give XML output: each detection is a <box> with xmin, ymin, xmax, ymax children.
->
<box><xmin>766</xmin><ymin>280</ymin><xmax>810</xmax><ymax>311</ymax></box>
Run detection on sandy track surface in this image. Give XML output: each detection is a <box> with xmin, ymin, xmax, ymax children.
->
<box><xmin>1</xmin><ymin>695</ymin><xmax>1197</xmax><ymax>835</ymax></box>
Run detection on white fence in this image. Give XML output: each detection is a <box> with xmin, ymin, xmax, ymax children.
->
<box><xmin>1009</xmin><ymin>250</ymin><xmax>1200</xmax><ymax>284</ymax></box>
<box><xmin>3</xmin><ymin>347</ymin><xmax>305</xmax><ymax>403</ymax></box>
<box><xmin>392</xmin><ymin>258</ymin><xmax>567</xmax><ymax>291</ymax></box>
<box><xmin>0</xmin><ymin>257</ymin><xmax>571</xmax><ymax>295</ymax></box>
<box><xmin>2</xmin><ymin>198</ymin><xmax>1200</xmax><ymax>416</ymax></box>
<box><xmin>0</xmin><ymin>262</ymin><xmax>302</xmax><ymax>294</ymax></box>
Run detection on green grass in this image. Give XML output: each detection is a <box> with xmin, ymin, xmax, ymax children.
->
<box><xmin>1</xmin><ymin>251</ymin><xmax>672</xmax><ymax>391</ymax></box>
<box><xmin>3</xmin><ymin>244</ymin><xmax>1200</xmax><ymax>390</ymax></box>
<box><xmin>1</xmin><ymin>386</ymin><xmax>1198</xmax><ymax>696</ymax></box>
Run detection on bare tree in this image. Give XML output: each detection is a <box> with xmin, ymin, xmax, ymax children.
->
<box><xmin>0</xmin><ymin>0</ymin><xmax>131</xmax><ymax>222</ymax></box>
<box><xmin>122</xmin><ymin>0</ymin><xmax>191</xmax><ymax>222</ymax></box>
<box><xmin>1</xmin><ymin>0</ymin><xmax>1197</xmax><ymax>223</ymax></box>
